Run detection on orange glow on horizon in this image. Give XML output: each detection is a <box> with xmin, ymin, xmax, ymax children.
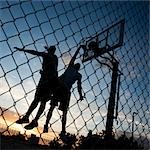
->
<box><xmin>0</xmin><ymin>109</ymin><xmax>58</xmax><ymax>142</ymax></box>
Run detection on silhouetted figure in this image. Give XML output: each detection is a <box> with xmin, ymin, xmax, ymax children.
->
<box><xmin>14</xmin><ymin>46</ymin><xmax>58</xmax><ymax>129</ymax></box>
<box><xmin>43</xmin><ymin>46</ymin><xmax>83</xmax><ymax>135</ymax></box>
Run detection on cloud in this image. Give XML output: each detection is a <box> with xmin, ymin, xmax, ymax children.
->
<box><xmin>129</xmin><ymin>70</ymin><xmax>140</xmax><ymax>79</ymax></box>
<box><xmin>0</xmin><ymin>107</ymin><xmax>18</xmax><ymax>122</ymax></box>
<box><xmin>145</xmin><ymin>110</ymin><xmax>150</xmax><ymax>115</ymax></box>
<box><xmin>62</xmin><ymin>53</ymin><xmax>72</xmax><ymax>66</ymax></box>
<box><xmin>0</xmin><ymin>107</ymin><xmax>58</xmax><ymax>141</ymax></box>
<box><xmin>0</xmin><ymin>77</ymin><xmax>9</xmax><ymax>94</ymax></box>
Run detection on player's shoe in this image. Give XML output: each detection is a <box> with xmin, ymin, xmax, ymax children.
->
<box><xmin>24</xmin><ymin>120</ymin><xmax>38</xmax><ymax>130</ymax></box>
<box><xmin>16</xmin><ymin>117</ymin><xmax>29</xmax><ymax>124</ymax></box>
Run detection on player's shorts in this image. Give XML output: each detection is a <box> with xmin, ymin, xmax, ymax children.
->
<box><xmin>35</xmin><ymin>77</ymin><xmax>58</xmax><ymax>102</ymax></box>
<box><xmin>50</xmin><ymin>80</ymin><xmax>71</xmax><ymax>111</ymax></box>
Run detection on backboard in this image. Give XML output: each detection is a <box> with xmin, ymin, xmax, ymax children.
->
<box><xmin>82</xmin><ymin>19</ymin><xmax>125</xmax><ymax>62</ymax></box>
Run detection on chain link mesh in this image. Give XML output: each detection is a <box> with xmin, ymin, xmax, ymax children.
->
<box><xmin>0</xmin><ymin>1</ymin><xmax>149</xmax><ymax>149</ymax></box>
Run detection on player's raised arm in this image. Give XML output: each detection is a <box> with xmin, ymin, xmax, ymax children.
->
<box><xmin>14</xmin><ymin>47</ymin><xmax>45</xmax><ymax>57</ymax></box>
<box><xmin>77</xmin><ymin>77</ymin><xmax>83</xmax><ymax>101</ymax></box>
<box><xmin>68</xmin><ymin>45</ymin><xmax>81</xmax><ymax>67</ymax></box>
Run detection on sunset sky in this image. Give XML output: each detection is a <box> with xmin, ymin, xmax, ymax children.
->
<box><xmin>0</xmin><ymin>0</ymin><xmax>149</xmax><ymax>142</ymax></box>
<box><xmin>0</xmin><ymin>107</ymin><xmax>57</xmax><ymax>144</ymax></box>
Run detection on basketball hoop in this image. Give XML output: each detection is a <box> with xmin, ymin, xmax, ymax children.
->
<box><xmin>82</xmin><ymin>19</ymin><xmax>125</xmax><ymax>63</ymax></box>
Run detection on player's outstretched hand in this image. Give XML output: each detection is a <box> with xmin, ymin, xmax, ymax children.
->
<box><xmin>14</xmin><ymin>46</ymin><xmax>25</xmax><ymax>51</ymax></box>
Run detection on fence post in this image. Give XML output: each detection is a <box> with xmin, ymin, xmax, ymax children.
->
<box><xmin>105</xmin><ymin>61</ymin><xmax>119</xmax><ymax>139</ymax></box>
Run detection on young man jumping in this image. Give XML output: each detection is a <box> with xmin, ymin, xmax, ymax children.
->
<box><xmin>14</xmin><ymin>45</ymin><xmax>58</xmax><ymax>129</ymax></box>
<box><xmin>43</xmin><ymin>46</ymin><xmax>84</xmax><ymax>135</ymax></box>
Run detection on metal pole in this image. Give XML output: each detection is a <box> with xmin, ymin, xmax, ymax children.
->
<box><xmin>105</xmin><ymin>61</ymin><xmax>119</xmax><ymax>139</ymax></box>
<box><xmin>132</xmin><ymin>112</ymin><xmax>137</xmax><ymax>141</ymax></box>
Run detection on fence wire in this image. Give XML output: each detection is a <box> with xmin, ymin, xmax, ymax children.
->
<box><xmin>0</xmin><ymin>0</ymin><xmax>149</xmax><ymax>149</ymax></box>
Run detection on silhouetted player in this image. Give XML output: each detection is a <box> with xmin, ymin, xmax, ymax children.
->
<box><xmin>14</xmin><ymin>46</ymin><xmax>58</xmax><ymax>129</ymax></box>
<box><xmin>43</xmin><ymin>46</ymin><xmax>83</xmax><ymax>135</ymax></box>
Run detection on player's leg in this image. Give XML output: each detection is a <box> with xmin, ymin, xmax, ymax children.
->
<box><xmin>34</xmin><ymin>101</ymin><xmax>47</xmax><ymax>121</ymax></box>
<box><xmin>16</xmin><ymin>96</ymin><xmax>39</xmax><ymax>124</ymax></box>
<box><xmin>24</xmin><ymin>83</ymin><xmax>42</xmax><ymax>118</ymax></box>
<box><xmin>43</xmin><ymin>103</ymin><xmax>55</xmax><ymax>132</ymax></box>
<box><xmin>43</xmin><ymin>81</ymin><xmax>62</xmax><ymax>132</ymax></box>
<box><xmin>60</xmin><ymin>91</ymin><xmax>71</xmax><ymax>135</ymax></box>
<box><xmin>24</xmin><ymin>101</ymin><xmax>47</xmax><ymax>130</ymax></box>
<box><xmin>16</xmin><ymin>80</ymin><xmax>45</xmax><ymax>125</ymax></box>
<box><xmin>25</xmin><ymin>99</ymin><xmax>39</xmax><ymax>118</ymax></box>
<box><xmin>61</xmin><ymin>109</ymin><xmax>67</xmax><ymax>134</ymax></box>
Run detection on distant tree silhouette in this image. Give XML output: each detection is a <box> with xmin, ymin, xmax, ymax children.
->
<box><xmin>1</xmin><ymin>131</ymin><xmax>144</xmax><ymax>149</ymax></box>
<box><xmin>61</xmin><ymin>133</ymin><xmax>77</xmax><ymax>149</ymax></box>
<box><xmin>49</xmin><ymin>137</ymin><xmax>62</xmax><ymax>149</ymax></box>
<box><xmin>77</xmin><ymin>130</ymin><xmax>144</xmax><ymax>149</ymax></box>
<box><xmin>49</xmin><ymin>132</ymin><xmax>77</xmax><ymax>149</ymax></box>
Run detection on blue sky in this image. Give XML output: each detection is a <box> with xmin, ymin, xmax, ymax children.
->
<box><xmin>0</xmin><ymin>0</ymin><xmax>149</xmax><ymax>141</ymax></box>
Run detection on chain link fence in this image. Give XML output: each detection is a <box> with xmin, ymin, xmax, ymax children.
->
<box><xmin>0</xmin><ymin>1</ymin><xmax>149</xmax><ymax>149</ymax></box>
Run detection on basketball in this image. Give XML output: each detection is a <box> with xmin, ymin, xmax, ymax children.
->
<box><xmin>88</xmin><ymin>41</ymin><xmax>98</xmax><ymax>51</ymax></box>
